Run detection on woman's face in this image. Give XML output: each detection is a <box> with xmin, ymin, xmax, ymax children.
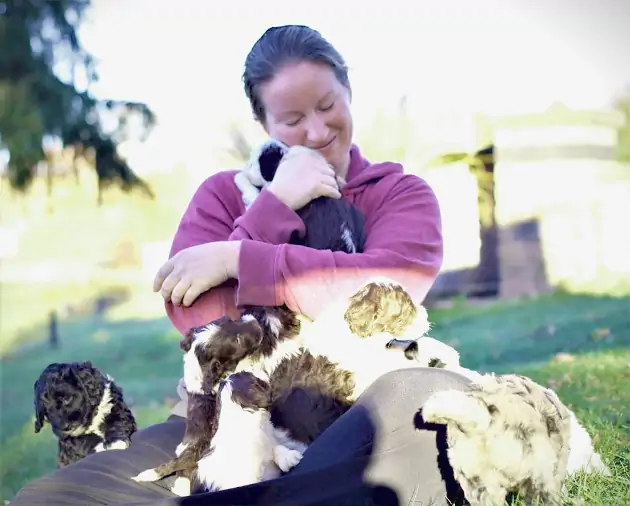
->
<box><xmin>258</xmin><ymin>60</ymin><xmax>353</xmax><ymax>176</ymax></box>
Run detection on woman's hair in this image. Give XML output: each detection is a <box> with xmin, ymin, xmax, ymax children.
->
<box><xmin>243</xmin><ymin>25</ymin><xmax>350</xmax><ymax>123</ymax></box>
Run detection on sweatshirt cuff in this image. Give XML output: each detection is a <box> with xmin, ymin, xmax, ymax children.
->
<box><xmin>236</xmin><ymin>240</ymin><xmax>280</xmax><ymax>307</ymax></box>
<box><xmin>233</xmin><ymin>189</ymin><xmax>305</xmax><ymax>244</ymax></box>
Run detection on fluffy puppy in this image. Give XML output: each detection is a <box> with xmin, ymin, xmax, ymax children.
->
<box><xmin>234</xmin><ymin>138</ymin><xmax>367</xmax><ymax>253</ymax></box>
<box><xmin>34</xmin><ymin>361</ymin><xmax>136</xmax><ymax>467</ymax></box>
<box><xmin>300</xmin><ymin>277</ymin><xmax>434</xmax><ymax>399</ymax></box>
<box><xmin>422</xmin><ymin>373</ymin><xmax>573</xmax><ymax>506</ymax></box>
<box><xmin>196</xmin><ymin>371</ymin><xmax>307</xmax><ymax>492</ymax></box>
<box><xmin>418</xmin><ymin>341</ymin><xmax>611</xmax><ymax>505</ymax></box>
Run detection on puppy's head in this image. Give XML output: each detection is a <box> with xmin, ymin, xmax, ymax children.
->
<box><xmin>218</xmin><ymin>371</ymin><xmax>272</xmax><ymax>413</ymax></box>
<box><xmin>240</xmin><ymin>305</ymin><xmax>302</xmax><ymax>346</ymax></box>
<box><xmin>33</xmin><ymin>361</ymin><xmax>107</xmax><ymax>436</ymax></box>
<box><xmin>181</xmin><ymin>315</ymin><xmax>264</xmax><ymax>395</ymax></box>
<box><xmin>242</xmin><ymin>139</ymin><xmax>288</xmax><ymax>187</ymax></box>
<box><xmin>344</xmin><ymin>278</ymin><xmax>430</xmax><ymax>339</ymax></box>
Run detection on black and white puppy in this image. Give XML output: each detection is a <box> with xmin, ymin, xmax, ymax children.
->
<box><xmin>34</xmin><ymin>361</ymin><xmax>137</xmax><ymax>467</ymax></box>
<box><xmin>234</xmin><ymin>139</ymin><xmax>367</xmax><ymax>253</ymax></box>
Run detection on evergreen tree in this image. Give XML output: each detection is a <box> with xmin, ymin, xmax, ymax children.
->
<box><xmin>0</xmin><ymin>0</ymin><xmax>156</xmax><ymax>201</ymax></box>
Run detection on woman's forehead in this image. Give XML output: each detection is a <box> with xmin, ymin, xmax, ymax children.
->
<box><xmin>260</xmin><ymin>61</ymin><xmax>341</xmax><ymax>115</ymax></box>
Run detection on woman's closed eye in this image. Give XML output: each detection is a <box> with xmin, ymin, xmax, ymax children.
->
<box><xmin>319</xmin><ymin>101</ymin><xmax>334</xmax><ymax>112</ymax></box>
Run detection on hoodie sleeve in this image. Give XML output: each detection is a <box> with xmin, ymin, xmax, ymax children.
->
<box><xmin>165</xmin><ymin>173</ymin><xmax>305</xmax><ymax>336</ymax></box>
<box><xmin>236</xmin><ymin>173</ymin><xmax>443</xmax><ymax>319</ymax></box>
<box><xmin>229</xmin><ymin>188</ymin><xmax>305</xmax><ymax>244</ymax></box>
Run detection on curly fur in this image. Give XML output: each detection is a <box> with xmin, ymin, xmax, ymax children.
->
<box><xmin>34</xmin><ymin>361</ymin><xmax>136</xmax><ymax>467</ymax></box>
<box><xmin>420</xmin><ymin>346</ymin><xmax>611</xmax><ymax>506</ymax></box>
<box><xmin>422</xmin><ymin>373</ymin><xmax>573</xmax><ymax>506</ymax></box>
<box><xmin>343</xmin><ymin>276</ymin><xmax>429</xmax><ymax>339</ymax></box>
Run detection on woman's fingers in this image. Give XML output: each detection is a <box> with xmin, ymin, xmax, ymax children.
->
<box><xmin>169</xmin><ymin>278</ymin><xmax>191</xmax><ymax>306</ymax></box>
<box><xmin>153</xmin><ymin>260</ymin><xmax>174</xmax><ymax>292</ymax></box>
<box><xmin>159</xmin><ymin>271</ymin><xmax>181</xmax><ymax>302</ymax></box>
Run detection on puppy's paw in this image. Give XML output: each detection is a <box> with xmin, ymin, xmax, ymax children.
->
<box><xmin>131</xmin><ymin>469</ymin><xmax>160</xmax><ymax>482</ymax></box>
<box><xmin>422</xmin><ymin>390</ymin><xmax>490</xmax><ymax>433</ymax></box>
<box><xmin>344</xmin><ymin>278</ymin><xmax>424</xmax><ymax>338</ymax></box>
<box><xmin>234</xmin><ymin>171</ymin><xmax>261</xmax><ymax>208</ymax></box>
<box><xmin>170</xmin><ymin>476</ymin><xmax>192</xmax><ymax>497</ymax></box>
<box><xmin>103</xmin><ymin>439</ymin><xmax>130</xmax><ymax>451</ymax></box>
<box><xmin>273</xmin><ymin>445</ymin><xmax>304</xmax><ymax>473</ymax></box>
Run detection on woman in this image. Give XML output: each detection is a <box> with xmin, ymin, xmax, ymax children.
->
<box><xmin>11</xmin><ymin>25</ymin><xmax>472</xmax><ymax>506</ymax></box>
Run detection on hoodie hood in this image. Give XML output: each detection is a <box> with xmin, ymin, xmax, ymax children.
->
<box><xmin>343</xmin><ymin>144</ymin><xmax>404</xmax><ymax>192</ymax></box>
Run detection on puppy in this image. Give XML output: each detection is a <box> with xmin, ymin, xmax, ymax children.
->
<box><xmin>196</xmin><ymin>371</ymin><xmax>307</xmax><ymax>492</ymax></box>
<box><xmin>419</xmin><ymin>341</ymin><xmax>611</xmax><ymax>504</ymax></box>
<box><xmin>422</xmin><ymin>373</ymin><xmax>573</xmax><ymax>506</ymax></box>
<box><xmin>234</xmin><ymin>139</ymin><xmax>367</xmax><ymax>253</ymax></box>
<box><xmin>34</xmin><ymin>361</ymin><xmax>136</xmax><ymax>467</ymax></box>
<box><xmin>133</xmin><ymin>306</ymin><xmax>305</xmax><ymax>495</ymax></box>
<box><xmin>300</xmin><ymin>277</ymin><xmax>434</xmax><ymax>399</ymax></box>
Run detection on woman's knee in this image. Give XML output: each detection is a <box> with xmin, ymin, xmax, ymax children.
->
<box><xmin>356</xmin><ymin>367</ymin><xmax>473</xmax><ymax>429</ymax></box>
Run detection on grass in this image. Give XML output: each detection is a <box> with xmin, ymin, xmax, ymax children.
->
<box><xmin>1</xmin><ymin>291</ymin><xmax>629</xmax><ymax>503</ymax></box>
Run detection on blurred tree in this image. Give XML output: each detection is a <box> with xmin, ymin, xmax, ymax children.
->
<box><xmin>0</xmin><ymin>0</ymin><xmax>156</xmax><ymax>203</ymax></box>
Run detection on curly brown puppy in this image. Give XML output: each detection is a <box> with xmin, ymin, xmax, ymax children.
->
<box><xmin>421</xmin><ymin>373</ymin><xmax>572</xmax><ymax>506</ymax></box>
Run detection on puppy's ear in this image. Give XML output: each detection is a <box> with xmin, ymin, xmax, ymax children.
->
<box><xmin>180</xmin><ymin>329</ymin><xmax>196</xmax><ymax>352</ymax></box>
<box><xmin>33</xmin><ymin>382</ymin><xmax>46</xmax><ymax>433</ymax></box>
<box><xmin>344</xmin><ymin>280</ymin><xmax>418</xmax><ymax>338</ymax></box>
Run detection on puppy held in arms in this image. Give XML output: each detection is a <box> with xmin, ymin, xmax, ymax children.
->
<box><xmin>133</xmin><ymin>371</ymin><xmax>306</xmax><ymax>494</ymax></box>
<box><xmin>34</xmin><ymin>361</ymin><xmax>137</xmax><ymax>467</ymax></box>
<box><xmin>234</xmin><ymin>138</ymin><xmax>367</xmax><ymax>253</ymax></box>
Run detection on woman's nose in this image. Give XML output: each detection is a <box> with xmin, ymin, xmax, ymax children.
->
<box><xmin>305</xmin><ymin>115</ymin><xmax>329</xmax><ymax>145</ymax></box>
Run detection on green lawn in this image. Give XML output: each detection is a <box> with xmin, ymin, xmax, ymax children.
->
<box><xmin>1</xmin><ymin>292</ymin><xmax>629</xmax><ymax>503</ymax></box>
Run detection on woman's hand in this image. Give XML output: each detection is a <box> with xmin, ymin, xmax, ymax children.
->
<box><xmin>153</xmin><ymin>241</ymin><xmax>241</xmax><ymax>307</ymax></box>
<box><xmin>267</xmin><ymin>146</ymin><xmax>342</xmax><ymax>211</ymax></box>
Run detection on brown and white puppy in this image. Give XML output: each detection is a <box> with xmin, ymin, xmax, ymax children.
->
<box><xmin>133</xmin><ymin>307</ymin><xmax>306</xmax><ymax>496</ymax></box>
<box><xmin>196</xmin><ymin>371</ymin><xmax>307</xmax><ymax>492</ymax></box>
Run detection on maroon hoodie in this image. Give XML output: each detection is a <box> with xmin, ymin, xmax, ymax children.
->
<box><xmin>166</xmin><ymin>144</ymin><xmax>443</xmax><ymax>336</ymax></box>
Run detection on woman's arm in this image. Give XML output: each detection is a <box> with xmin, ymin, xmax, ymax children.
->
<box><xmin>228</xmin><ymin>188</ymin><xmax>305</xmax><ymax>244</ymax></box>
<box><xmin>165</xmin><ymin>172</ymin><xmax>304</xmax><ymax>335</ymax></box>
<box><xmin>236</xmin><ymin>173</ymin><xmax>443</xmax><ymax>319</ymax></box>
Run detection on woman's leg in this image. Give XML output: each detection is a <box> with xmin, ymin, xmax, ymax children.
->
<box><xmin>259</xmin><ymin>366</ymin><xmax>472</xmax><ymax>506</ymax></box>
<box><xmin>11</xmin><ymin>368</ymin><xmax>471</xmax><ymax>506</ymax></box>
<box><xmin>10</xmin><ymin>415</ymin><xmax>187</xmax><ymax>506</ymax></box>
<box><xmin>160</xmin><ymin>367</ymin><xmax>472</xmax><ymax>506</ymax></box>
